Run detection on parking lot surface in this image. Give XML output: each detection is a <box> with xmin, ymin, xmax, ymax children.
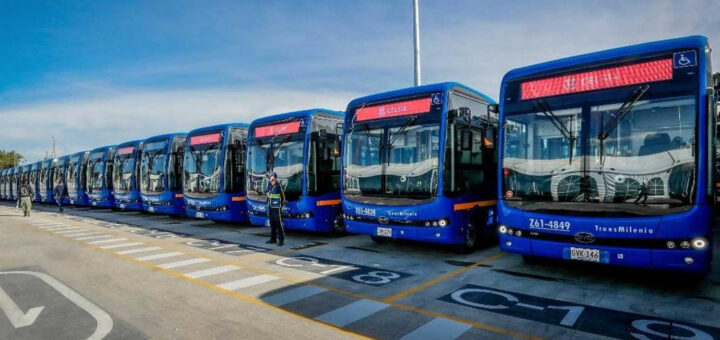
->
<box><xmin>0</xmin><ymin>202</ymin><xmax>718</xmax><ymax>339</ymax></box>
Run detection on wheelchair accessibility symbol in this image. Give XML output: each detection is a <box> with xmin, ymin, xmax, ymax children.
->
<box><xmin>673</xmin><ymin>50</ymin><xmax>697</xmax><ymax>68</ymax></box>
<box><xmin>431</xmin><ymin>93</ymin><xmax>443</xmax><ymax>105</ymax></box>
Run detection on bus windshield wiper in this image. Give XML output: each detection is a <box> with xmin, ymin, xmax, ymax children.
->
<box><xmin>597</xmin><ymin>85</ymin><xmax>650</xmax><ymax>162</ymax></box>
<box><xmin>535</xmin><ymin>101</ymin><xmax>576</xmax><ymax>164</ymax></box>
<box><xmin>387</xmin><ymin>115</ymin><xmax>419</xmax><ymax>147</ymax></box>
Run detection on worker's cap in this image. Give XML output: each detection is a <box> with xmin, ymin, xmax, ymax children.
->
<box><xmin>269</xmin><ymin>171</ymin><xmax>277</xmax><ymax>179</ymax></box>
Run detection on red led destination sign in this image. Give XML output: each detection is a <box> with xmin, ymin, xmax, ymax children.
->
<box><xmin>521</xmin><ymin>59</ymin><xmax>673</xmax><ymax>100</ymax></box>
<box><xmin>254</xmin><ymin>121</ymin><xmax>301</xmax><ymax>138</ymax></box>
<box><xmin>116</xmin><ymin>147</ymin><xmax>135</xmax><ymax>155</ymax></box>
<box><xmin>190</xmin><ymin>133</ymin><xmax>221</xmax><ymax>146</ymax></box>
<box><xmin>356</xmin><ymin>97</ymin><xmax>432</xmax><ymax>122</ymax></box>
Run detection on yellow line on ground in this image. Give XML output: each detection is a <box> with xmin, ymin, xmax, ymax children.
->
<box><xmin>21</xmin><ymin>209</ymin><xmax>541</xmax><ymax>340</ymax></box>
<box><xmin>383</xmin><ymin>252</ymin><xmax>506</xmax><ymax>304</ymax></box>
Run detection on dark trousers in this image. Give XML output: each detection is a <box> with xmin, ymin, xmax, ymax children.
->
<box><xmin>56</xmin><ymin>198</ymin><xmax>64</xmax><ymax>212</ymax></box>
<box><xmin>269</xmin><ymin>208</ymin><xmax>284</xmax><ymax>242</ymax></box>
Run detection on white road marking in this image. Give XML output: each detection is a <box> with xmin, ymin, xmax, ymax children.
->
<box><xmin>100</xmin><ymin>242</ymin><xmax>144</xmax><ymax>250</ymax></box>
<box><xmin>55</xmin><ymin>229</ymin><xmax>86</xmax><ymax>234</ymax></box>
<box><xmin>158</xmin><ymin>258</ymin><xmax>211</xmax><ymax>269</ymax></box>
<box><xmin>63</xmin><ymin>231</ymin><xmax>102</xmax><ymax>237</ymax></box>
<box><xmin>76</xmin><ymin>235</ymin><xmax>112</xmax><ymax>241</ymax></box>
<box><xmin>87</xmin><ymin>238</ymin><xmax>128</xmax><ymax>245</ymax></box>
<box><xmin>0</xmin><ymin>271</ymin><xmax>113</xmax><ymax>339</ymax></box>
<box><xmin>315</xmin><ymin>299</ymin><xmax>389</xmax><ymax>327</ymax></box>
<box><xmin>0</xmin><ymin>286</ymin><xmax>44</xmax><ymax>328</ymax></box>
<box><xmin>135</xmin><ymin>252</ymin><xmax>184</xmax><ymax>261</ymax></box>
<box><xmin>116</xmin><ymin>247</ymin><xmax>162</xmax><ymax>255</ymax></box>
<box><xmin>50</xmin><ymin>227</ymin><xmax>81</xmax><ymax>232</ymax></box>
<box><xmin>400</xmin><ymin>317</ymin><xmax>472</xmax><ymax>340</ymax></box>
<box><xmin>517</xmin><ymin>303</ymin><xmax>545</xmax><ymax>311</ymax></box>
<box><xmin>184</xmin><ymin>265</ymin><xmax>240</xmax><ymax>279</ymax></box>
<box><xmin>41</xmin><ymin>225</ymin><xmax>70</xmax><ymax>230</ymax></box>
<box><xmin>216</xmin><ymin>274</ymin><xmax>278</xmax><ymax>291</ymax></box>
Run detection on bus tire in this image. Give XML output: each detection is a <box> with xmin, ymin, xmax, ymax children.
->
<box><xmin>331</xmin><ymin>213</ymin><xmax>345</xmax><ymax>235</ymax></box>
<box><xmin>455</xmin><ymin>225</ymin><xmax>478</xmax><ymax>254</ymax></box>
<box><xmin>370</xmin><ymin>236</ymin><xmax>390</xmax><ymax>244</ymax></box>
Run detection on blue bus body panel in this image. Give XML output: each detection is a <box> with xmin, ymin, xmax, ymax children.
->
<box><xmin>113</xmin><ymin>140</ymin><xmax>143</xmax><ymax>211</ymax></box>
<box><xmin>497</xmin><ymin>36</ymin><xmax>713</xmax><ymax>273</ymax></box>
<box><xmin>342</xmin><ymin>82</ymin><xmax>498</xmax><ymax>245</ymax></box>
<box><xmin>67</xmin><ymin>152</ymin><xmax>89</xmax><ymax>206</ymax></box>
<box><xmin>39</xmin><ymin>160</ymin><xmax>55</xmax><ymax>204</ymax></box>
<box><xmin>140</xmin><ymin>132</ymin><xmax>187</xmax><ymax>215</ymax></box>
<box><xmin>87</xmin><ymin>145</ymin><xmax>116</xmax><ymax>208</ymax></box>
<box><xmin>184</xmin><ymin>123</ymin><xmax>249</xmax><ymax>223</ymax></box>
<box><xmin>247</xmin><ymin>109</ymin><xmax>344</xmax><ymax>232</ymax></box>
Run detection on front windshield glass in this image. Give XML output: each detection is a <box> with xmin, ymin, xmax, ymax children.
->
<box><xmin>183</xmin><ymin>135</ymin><xmax>222</xmax><ymax>197</ymax></box>
<box><xmin>40</xmin><ymin>165</ymin><xmax>50</xmax><ymax>192</ymax></box>
<box><xmin>113</xmin><ymin>151</ymin><xmax>137</xmax><ymax>194</ymax></box>
<box><xmin>141</xmin><ymin>141</ymin><xmax>168</xmax><ymax>194</ymax></box>
<box><xmin>503</xmin><ymin>94</ymin><xmax>696</xmax><ymax>215</ymax></box>
<box><xmin>67</xmin><ymin>157</ymin><xmax>79</xmax><ymax>193</ymax></box>
<box><xmin>88</xmin><ymin>153</ymin><xmax>105</xmax><ymax>192</ymax></box>
<box><xmin>343</xmin><ymin>97</ymin><xmax>442</xmax><ymax>205</ymax></box>
<box><xmin>247</xmin><ymin>138</ymin><xmax>304</xmax><ymax>202</ymax></box>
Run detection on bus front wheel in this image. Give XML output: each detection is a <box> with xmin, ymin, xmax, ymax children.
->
<box><xmin>455</xmin><ymin>225</ymin><xmax>477</xmax><ymax>254</ymax></box>
<box><xmin>331</xmin><ymin>213</ymin><xmax>345</xmax><ymax>235</ymax></box>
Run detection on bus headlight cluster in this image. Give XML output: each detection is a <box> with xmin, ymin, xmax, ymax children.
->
<box><xmin>665</xmin><ymin>237</ymin><xmax>708</xmax><ymax>250</ymax></box>
<box><xmin>424</xmin><ymin>218</ymin><xmax>449</xmax><ymax>227</ymax></box>
<box><xmin>498</xmin><ymin>225</ymin><xmax>523</xmax><ymax>237</ymax></box>
<box><xmin>287</xmin><ymin>212</ymin><xmax>313</xmax><ymax>219</ymax></box>
<box><xmin>692</xmin><ymin>238</ymin><xmax>708</xmax><ymax>249</ymax></box>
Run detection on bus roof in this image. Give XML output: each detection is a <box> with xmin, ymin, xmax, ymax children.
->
<box><xmin>188</xmin><ymin>123</ymin><xmax>250</xmax><ymax>136</ymax></box>
<box><xmin>346</xmin><ymin>82</ymin><xmax>496</xmax><ymax>109</ymax></box>
<box><xmin>89</xmin><ymin>145</ymin><xmax>117</xmax><ymax>153</ymax></box>
<box><xmin>143</xmin><ymin>132</ymin><xmax>187</xmax><ymax>143</ymax></box>
<box><xmin>503</xmin><ymin>35</ymin><xmax>709</xmax><ymax>82</ymax></box>
<box><xmin>116</xmin><ymin>139</ymin><xmax>143</xmax><ymax>148</ymax></box>
<box><xmin>69</xmin><ymin>150</ymin><xmax>89</xmax><ymax>158</ymax></box>
<box><xmin>250</xmin><ymin>109</ymin><xmax>343</xmax><ymax>127</ymax></box>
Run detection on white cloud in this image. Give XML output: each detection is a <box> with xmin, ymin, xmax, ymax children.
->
<box><xmin>0</xmin><ymin>87</ymin><xmax>358</xmax><ymax>162</ymax></box>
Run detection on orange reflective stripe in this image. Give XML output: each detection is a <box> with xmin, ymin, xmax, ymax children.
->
<box><xmin>453</xmin><ymin>200</ymin><xmax>497</xmax><ymax>211</ymax></box>
<box><xmin>716</xmin><ymin>182</ymin><xmax>720</xmax><ymax>188</ymax></box>
<box><xmin>232</xmin><ymin>196</ymin><xmax>246</xmax><ymax>202</ymax></box>
<box><xmin>175</xmin><ymin>193</ymin><xmax>184</xmax><ymax>198</ymax></box>
<box><xmin>316</xmin><ymin>199</ymin><xmax>342</xmax><ymax>207</ymax></box>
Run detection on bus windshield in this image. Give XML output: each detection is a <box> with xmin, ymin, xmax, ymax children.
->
<box><xmin>67</xmin><ymin>157</ymin><xmax>79</xmax><ymax>193</ymax></box>
<box><xmin>113</xmin><ymin>152</ymin><xmax>137</xmax><ymax>194</ymax></box>
<box><xmin>247</xmin><ymin>138</ymin><xmax>304</xmax><ymax>202</ymax></box>
<box><xmin>141</xmin><ymin>141</ymin><xmax>168</xmax><ymax>194</ymax></box>
<box><xmin>344</xmin><ymin>112</ymin><xmax>441</xmax><ymax>204</ymax></box>
<box><xmin>88</xmin><ymin>152</ymin><xmax>105</xmax><ymax>192</ymax></box>
<box><xmin>503</xmin><ymin>89</ymin><xmax>696</xmax><ymax>216</ymax></box>
<box><xmin>184</xmin><ymin>138</ymin><xmax>222</xmax><ymax>197</ymax></box>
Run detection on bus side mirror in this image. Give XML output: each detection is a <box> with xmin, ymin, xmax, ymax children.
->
<box><xmin>335</xmin><ymin>122</ymin><xmax>344</xmax><ymax>141</ymax></box>
<box><xmin>461</xmin><ymin>130</ymin><xmax>472</xmax><ymax>151</ymax></box>
<box><xmin>713</xmin><ymin>72</ymin><xmax>720</xmax><ymax>91</ymax></box>
<box><xmin>488</xmin><ymin>104</ymin><xmax>499</xmax><ymax>114</ymax></box>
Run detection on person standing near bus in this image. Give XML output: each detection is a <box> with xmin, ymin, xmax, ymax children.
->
<box><xmin>54</xmin><ymin>179</ymin><xmax>67</xmax><ymax>213</ymax></box>
<box><xmin>265</xmin><ymin>172</ymin><xmax>286</xmax><ymax>246</ymax></box>
<box><xmin>19</xmin><ymin>179</ymin><xmax>34</xmax><ymax>217</ymax></box>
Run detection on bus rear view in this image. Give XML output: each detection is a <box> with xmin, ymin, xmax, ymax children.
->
<box><xmin>184</xmin><ymin>123</ymin><xmax>249</xmax><ymax>222</ymax></box>
<box><xmin>498</xmin><ymin>36</ymin><xmax>718</xmax><ymax>273</ymax></box>
<box><xmin>342</xmin><ymin>83</ymin><xmax>498</xmax><ymax>251</ymax></box>
<box><xmin>140</xmin><ymin>133</ymin><xmax>187</xmax><ymax>215</ymax></box>
<box><xmin>246</xmin><ymin>109</ymin><xmax>344</xmax><ymax>233</ymax></box>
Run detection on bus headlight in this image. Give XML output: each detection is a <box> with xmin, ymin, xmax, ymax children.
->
<box><xmin>498</xmin><ymin>225</ymin><xmax>507</xmax><ymax>234</ymax></box>
<box><xmin>680</xmin><ymin>241</ymin><xmax>691</xmax><ymax>249</ymax></box>
<box><xmin>432</xmin><ymin>221</ymin><xmax>438</xmax><ymax>227</ymax></box>
<box><xmin>692</xmin><ymin>238</ymin><xmax>708</xmax><ymax>250</ymax></box>
<box><xmin>425</xmin><ymin>221</ymin><xmax>431</xmax><ymax>227</ymax></box>
<box><xmin>666</xmin><ymin>241</ymin><xmax>676</xmax><ymax>249</ymax></box>
<box><xmin>507</xmin><ymin>228</ymin><xmax>514</xmax><ymax>235</ymax></box>
<box><xmin>438</xmin><ymin>219</ymin><xmax>448</xmax><ymax>227</ymax></box>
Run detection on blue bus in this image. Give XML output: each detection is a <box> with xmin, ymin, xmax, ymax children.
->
<box><xmin>52</xmin><ymin>156</ymin><xmax>70</xmax><ymax>205</ymax></box>
<box><xmin>183</xmin><ymin>123</ymin><xmax>249</xmax><ymax>222</ymax></box>
<box><xmin>246</xmin><ymin>109</ymin><xmax>345</xmax><ymax>233</ymax></box>
<box><xmin>0</xmin><ymin>169</ymin><xmax>7</xmax><ymax>200</ymax></box>
<box><xmin>87</xmin><ymin>145</ymin><xmax>116</xmax><ymax>208</ymax></box>
<box><xmin>112</xmin><ymin>140</ymin><xmax>143</xmax><ymax>211</ymax></box>
<box><xmin>498</xmin><ymin>36</ymin><xmax>718</xmax><ymax>273</ymax></box>
<box><xmin>341</xmin><ymin>82</ymin><xmax>499</xmax><ymax>251</ymax></box>
<box><xmin>67</xmin><ymin>151</ymin><xmax>90</xmax><ymax>206</ymax></box>
<box><xmin>29</xmin><ymin>162</ymin><xmax>41</xmax><ymax>203</ymax></box>
<box><xmin>140</xmin><ymin>133</ymin><xmax>187</xmax><ymax>215</ymax></box>
<box><xmin>38</xmin><ymin>159</ymin><xmax>55</xmax><ymax>203</ymax></box>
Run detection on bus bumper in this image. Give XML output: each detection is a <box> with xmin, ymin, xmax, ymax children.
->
<box><xmin>115</xmin><ymin>200</ymin><xmax>143</xmax><ymax>211</ymax></box>
<box><xmin>249</xmin><ymin>214</ymin><xmax>331</xmax><ymax>232</ymax></box>
<box><xmin>344</xmin><ymin>219</ymin><xmax>465</xmax><ymax>244</ymax></box>
<box><xmin>143</xmin><ymin>200</ymin><xmax>184</xmax><ymax>215</ymax></box>
<box><xmin>499</xmin><ymin>234</ymin><xmax>712</xmax><ymax>273</ymax></box>
<box><xmin>69</xmin><ymin>197</ymin><xmax>89</xmax><ymax>206</ymax></box>
<box><xmin>186</xmin><ymin>208</ymin><xmax>248</xmax><ymax>223</ymax></box>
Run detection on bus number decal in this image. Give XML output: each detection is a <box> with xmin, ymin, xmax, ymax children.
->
<box><xmin>355</xmin><ymin>207</ymin><xmax>376</xmax><ymax>217</ymax></box>
<box><xmin>272</xmin><ymin>255</ymin><xmax>410</xmax><ymax>286</ymax></box>
<box><xmin>528</xmin><ymin>218</ymin><xmax>570</xmax><ymax>232</ymax></box>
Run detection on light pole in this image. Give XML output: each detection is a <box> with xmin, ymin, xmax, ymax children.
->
<box><xmin>413</xmin><ymin>0</ymin><xmax>421</xmax><ymax>86</ymax></box>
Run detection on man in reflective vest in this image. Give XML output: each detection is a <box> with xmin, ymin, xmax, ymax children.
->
<box><xmin>265</xmin><ymin>171</ymin><xmax>286</xmax><ymax>246</ymax></box>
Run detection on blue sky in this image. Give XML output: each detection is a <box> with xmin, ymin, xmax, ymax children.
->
<box><xmin>1</xmin><ymin>0</ymin><xmax>719</xmax><ymax>161</ymax></box>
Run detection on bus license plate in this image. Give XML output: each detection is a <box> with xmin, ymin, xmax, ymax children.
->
<box><xmin>119</xmin><ymin>204</ymin><xmax>125</xmax><ymax>209</ymax></box>
<box><xmin>148</xmin><ymin>207</ymin><xmax>155</xmax><ymax>213</ymax></box>
<box><xmin>569</xmin><ymin>247</ymin><xmax>601</xmax><ymax>262</ymax></box>
<box><xmin>195</xmin><ymin>212</ymin><xmax>204</xmax><ymax>219</ymax></box>
<box><xmin>376</xmin><ymin>227</ymin><xmax>392</xmax><ymax>237</ymax></box>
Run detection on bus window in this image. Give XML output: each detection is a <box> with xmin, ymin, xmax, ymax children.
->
<box><xmin>224</xmin><ymin>128</ymin><xmax>246</xmax><ymax>193</ymax></box>
<box><xmin>169</xmin><ymin>136</ymin><xmax>186</xmax><ymax>191</ymax></box>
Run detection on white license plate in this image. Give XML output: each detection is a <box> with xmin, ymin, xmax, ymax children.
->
<box><xmin>569</xmin><ymin>247</ymin><xmax>600</xmax><ymax>262</ymax></box>
<box><xmin>376</xmin><ymin>227</ymin><xmax>392</xmax><ymax>237</ymax></box>
<box><xmin>195</xmin><ymin>212</ymin><xmax>204</xmax><ymax>219</ymax></box>
<box><xmin>148</xmin><ymin>207</ymin><xmax>155</xmax><ymax>213</ymax></box>
<box><xmin>265</xmin><ymin>220</ymin><xmax>270</xmax><ymax>227</ymax></box>
<box><xmin>92</xmin><ymin>202</ymin><xmax>97</xmax><ymax>206</ymax></box>
<box><xmin>119</xmin><ymin>204</ymin><xmax>125</xmax><ymax>209</ymax></box>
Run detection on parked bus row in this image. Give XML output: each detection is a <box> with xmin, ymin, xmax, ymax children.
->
<box><xmin>1</xmin><ymin>36</ymin><xmax>719</xmax><ymax>273</ymax></box>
